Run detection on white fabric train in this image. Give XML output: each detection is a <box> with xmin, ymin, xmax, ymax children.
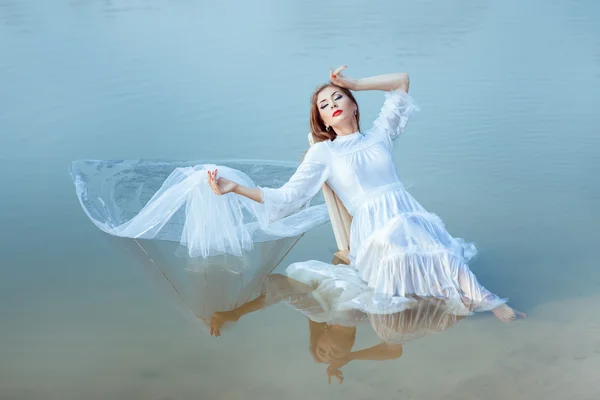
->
<box><xmin>70</xmin><ymin>160</ymin><xmax>329</xmax><ymax>259</ymax></box>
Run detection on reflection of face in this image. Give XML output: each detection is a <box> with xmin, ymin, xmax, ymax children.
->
<box><xmin>317</xmin><ymin>86</ymin><xmax>356</xmax><ymax>130</ymax></box>
<box><xmin>315</xmin><ymin>329</ymin><xmax>354</xmax><ymax>363</ymax></box>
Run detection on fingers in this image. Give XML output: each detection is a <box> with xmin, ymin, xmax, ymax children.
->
<box><xmin>207</xmin><ymin>169</ymin><xmax>222</xmax><ymax>195</ymax></box>
<box><xmin>209</xmin><ymin>315</ymin><xmax>222</xmax><ymax>337</ymax></box>
<box><xmin>334</xmin><ymin>65</ymin><xmax>347</xmax><ymax>75</ymax></box>
<box><xmin>327</xmin><ymin>367</ymin><xmax>344</xmax><ymax>384</ymax></box>
<box><xmin>212</xmin><ymin>322</ymin><xmax>221</xmax><ymax>336</ymax></box>
<box><xmin>327</xmin><ymin>373</ymin><xmax>342</xmax><ymax>384</ymax></box>
<box><xmin>330</xmin><ymin>65</ymin><xmax>348</xmax><ymax>83</ymax></box>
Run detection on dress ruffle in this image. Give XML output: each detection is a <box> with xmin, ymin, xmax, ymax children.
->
<box><xmin>370</xmin><ymin>89</ymin><xmax>420</xmax><ymax>148</ymax></box>
<box><xmin>367</xmin><ymin>297</ymin><xmax>465</xmax><ymax>344</ymax></box>
<box><xmin>349</xmin><ymin>185</ymin><xmax>477</xmax><ymax>265</ymax></box>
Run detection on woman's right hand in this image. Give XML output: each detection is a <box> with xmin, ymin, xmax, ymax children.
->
<box><xmin>330</xmin><ymin>65</ymin><xmax>357</xmax><ymax>90</ymax></box>
<box><xmin>326</xmin><ymin>364</ymin><xmax>345</xmax><ymax>384</ymax></box>
<box><xmin>207</xmin><ymin>169</ymin><xmax>238</xmax><ymax>195</ymax></box>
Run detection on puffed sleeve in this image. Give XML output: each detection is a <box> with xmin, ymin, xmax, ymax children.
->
<box><xmin>368</xmin><ymin>89</ymin><xmax>420</xmax><ymax>149</ymax></box>
<box><xmin>257</xmin><ymin>142</ymin><xmax>330</xmax><ymax>224</ymax></box>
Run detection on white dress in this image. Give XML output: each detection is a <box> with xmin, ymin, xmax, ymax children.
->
<box><xmin>71</xmin><ymin>89</ymin><xmax>506</xmax><ymax>315</ymax></box>
<box><xmin>258</xmin><ymin>89</ymin><xmax>506</xmax><ymax>313</ymax></box>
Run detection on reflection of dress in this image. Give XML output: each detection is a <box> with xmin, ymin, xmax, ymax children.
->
<box><xmin>72</xmin><ymin>89</ymin><xmax>506</xmax><ymax>314</ymax></box>
<box><xmin>261</xmin><ymin>269</ymin><xmax>464</xmax><ymax>344</ymax></box>
<box><xmin>366</xmin><ymin>297</ymin><xmax>464</xmax><ymax>345</ymax></box>
<box><xmin>121</xmin><ymin>236</ymin><xmax>302</xmax><ymax>332</ymax></box>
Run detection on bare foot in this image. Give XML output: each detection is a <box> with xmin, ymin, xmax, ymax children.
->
<box><xmin>492</xmin><ymin>304</ymin><xmax>527</xmax><ymax>322</ymax></box>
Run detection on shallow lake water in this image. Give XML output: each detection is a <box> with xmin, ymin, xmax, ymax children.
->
<box><xmin>1</xmin><ymin>1</ymin><xmax>599</xmax><ymax>399</ymax></box>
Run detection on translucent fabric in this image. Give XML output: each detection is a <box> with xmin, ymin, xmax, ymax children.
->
<box><xmin>262</xmin><ymin>263</ymin><xmax>467</xmax><ymax>344</ymax></box>
<box><xmin>70</xmin><ymin>159</ymin><xmax>329</xmax><ymax>258</ymax></box>
<box><xmin>120</xmin><ymin>235</ymin><xmax>302</xmax><ymax>332</ymax></box>
<box><xmin>366</xmin><ymin>297</ymin><xmax>465</xmax><ymax>344</ymax></box>
<box><xmin>284</xmin><ymin>260</ymin><xmax>417</xmax><ymax>325</ymax></box>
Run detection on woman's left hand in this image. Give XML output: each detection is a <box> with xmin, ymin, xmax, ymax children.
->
<box><xmin>330</xmin><ymin>65</ymin><xmax>357</xmax><ymax>90</ymax></box>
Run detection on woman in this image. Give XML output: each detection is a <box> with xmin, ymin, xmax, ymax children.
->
<box><xmin>207</xmin><ymin>66</ymin><xmax>525</xmax><ymax>322</ymax></box>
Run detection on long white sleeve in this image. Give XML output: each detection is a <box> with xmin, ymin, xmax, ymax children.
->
<box><xmin>369</xmin><ymin>89</ymin><xmax>420</xmax><ymax>149</ymax></box>
<box><xmin>258</xmin><ymin>142</ymin><xmax>330</xmax><ymax>224</ymax></box>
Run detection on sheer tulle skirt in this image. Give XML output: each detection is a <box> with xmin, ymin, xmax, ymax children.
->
<box><xmin>70</xmin><ymin>159</ymin><xmax>329</xmax><ymax>259</ymax></box>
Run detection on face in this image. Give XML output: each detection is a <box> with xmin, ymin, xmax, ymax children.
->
<box><xmin>316</xmin><ymin>86</ymin><xmax>357</xmax><ymax>130</ymax></box>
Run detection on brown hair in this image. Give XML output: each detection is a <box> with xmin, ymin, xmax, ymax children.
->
<box><xmin>308</xmin><ymin>319</ymin><xmax>357</xmax><ymax>363</ymax></box>
<box><xmin>309</xmin><ymin>82</ymin><xmax>361</xmax><ymax>144</ymax></box>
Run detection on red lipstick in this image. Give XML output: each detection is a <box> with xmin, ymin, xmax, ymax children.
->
<box><xmin>332</xmin><ymin>110</ymin><xmax>343</xmax><ymax>117</ymax></box>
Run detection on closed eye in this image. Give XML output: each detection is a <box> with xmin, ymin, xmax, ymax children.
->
<box><xmin>319</xmin><ymin>95</ymin><xmax>343</xmax><ymax>110</ymax></box>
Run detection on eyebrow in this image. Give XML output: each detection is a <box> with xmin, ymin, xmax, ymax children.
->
<box><xmin>318</xmin><ymin>91</ymin><xmax>341</xmax><ymax>104</ymax></box>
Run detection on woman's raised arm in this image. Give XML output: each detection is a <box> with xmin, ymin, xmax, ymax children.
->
<box><xmin>329</xmin><ymin>66</ymin><xmax>409</xmax><ymax>93</ymax></box>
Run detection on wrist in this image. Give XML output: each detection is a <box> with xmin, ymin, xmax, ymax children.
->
<box><xmin>227</xmin><ymin>309</ymin><xmax>242</xmax><ymax>321</ymax></box>
<box><xmin>349</xmin><ymin>78</ymin><xmax>362</xmax><ymax>91</ymax></box>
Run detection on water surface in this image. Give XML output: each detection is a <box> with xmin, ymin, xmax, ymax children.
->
<box><xmin>1</xmin><ymin>1</ymin><xmax>600</xmax><ymax>399</ymax></box>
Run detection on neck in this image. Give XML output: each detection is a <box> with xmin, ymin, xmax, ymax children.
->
<box><xmin>334</xmin><ymin>121</ymin><xmax>359</xmax><ymax>136</ymax></box>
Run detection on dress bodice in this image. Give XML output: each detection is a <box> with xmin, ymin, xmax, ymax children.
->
<box><xmin>258</xmin><ymin>89</ymin><xmax>419</xmax><ymax>223</ymax></box>
<box><xmin>324</xmin><ymin>131</ymin><xmax>403</xmax><ymax>215</ymax></box>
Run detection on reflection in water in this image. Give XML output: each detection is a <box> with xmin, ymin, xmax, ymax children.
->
<box><xmin>125</xmin><ymin>238</ymin><xmax>466</xmax><ymax>383</ymax></box>
<box><xmin>119</xmin><ymin>235</ymin><xmax>301</xmax><ymax>327</ymax></box>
